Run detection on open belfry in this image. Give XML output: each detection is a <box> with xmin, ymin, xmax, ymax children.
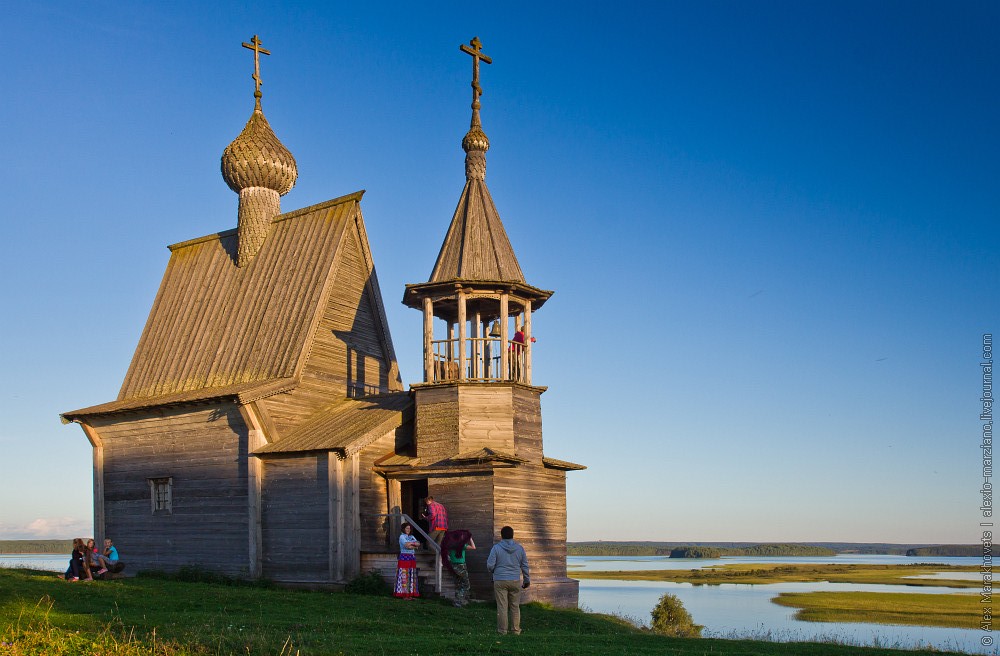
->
<box><xmin>61</xmin><ymin>35</ymin><xmax>583</xmax><ymax>607</ymax></box>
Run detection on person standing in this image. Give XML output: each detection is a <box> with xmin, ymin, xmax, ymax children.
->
<box><xmin>422</xmin><ymin>495</ymin><xmax>449</xmax><ymax>546</ymax></box>
<box><xmin>486</xmin><ymin>526</ymin><xmax>530</xmax><ymax>635</ymax></box>
<box><xmin>394</xmin><ymin>523</ymin><xmax>421</xmax><ymax>599</ymax></box>
<box><xmin>442</xmin><ymin>529</ymin><xmax>476</xmax><ymax>608</ymax></box>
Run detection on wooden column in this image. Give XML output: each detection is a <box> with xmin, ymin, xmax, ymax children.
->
<box><xmin>500</xmin><ymin>292</ymin><xmax>509</xmax><ymax>380</ymax></box>
<box><xmin>387</xmin><ymin>478</ymin><xmax>402</xmax><ymax>543</ymax></box>
<box><xmin>473</xmin><ymin>310</ymin><xmax>482</xmax><ymax>379</ymax></box>
<box><xmin>78</xmin><ymin>422</ymin><xmax>104</xmax><ymax>547</ymax></box>
<box><xmin>423</xmin><ymin>297</ymin><xmax>434</xmax><ymax>382</ymax></box>
<box><xmin>247</xmin><ymin>429</ymin><xmax>264</xmax><ymax>577</ymax></box>
<box><xmin>239</xmin><ymin>404</ymin><xmax>267</xmax><ymax>578</ymax></box>
<box><xmin>329</xmin><ymin>452</ymin><xmax>345</xmax><ymax>582</ymax></box>
<box><xmin>524</xmin><ymin>300</ymin><xmax>533</xmax><ymax>385</ymax></box>
<box><xmin>457</xmin><ymin>290</ymin><xmax>467</xmax><ymax>380</ymax></box>
<box><xmin>345</xmin><ymin>452</ymin><xmax>361</xmax><ymax>579</ymax></box>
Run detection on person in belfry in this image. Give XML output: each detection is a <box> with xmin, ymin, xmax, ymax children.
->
<box><xmin>422</xmin><ymin>495</ymin><xmax>449</xmax><ymax>546</ymax></box>
<box><xmin>487</xmin><ymin>526</ymin><xmax>530</xmax><ymax>635</ymax></box>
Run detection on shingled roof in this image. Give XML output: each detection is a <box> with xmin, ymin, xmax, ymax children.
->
<box><xmin>427</xmin><ymin>177</ymin><xmax>525</xmax><ymax>284</ymax></box>
<box><xmin>254</xmin><ymin>392</ymin><xmax>412</xmax><ymax>455</ymax></box>
<box><xmin>62</xmin><ymin>191</ymin><xmax>397</xmax><ymax>420</ymax></box>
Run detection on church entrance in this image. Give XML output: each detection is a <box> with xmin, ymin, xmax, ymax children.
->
<box><xmin>400</xmin><ymin>479</ymin><xmax>429</xmax><ymax>536</ymax></box>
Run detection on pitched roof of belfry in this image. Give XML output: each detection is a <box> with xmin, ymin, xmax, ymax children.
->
<box><xmin>254</xmin><ymin>392</ymin><xmax>413</xmax><ymax>455</ymax></box>
<box><xmin>61</xmin><ymin>192</ymin><xmax>366</xmax><ymax>420</ymax></box>
<box><xmin>428</xmin><ymin>178</ymin><xmax>525</xmax><ymax>283</ymax></box>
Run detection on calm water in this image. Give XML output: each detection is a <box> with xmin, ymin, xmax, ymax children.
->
<box><xmin>0</xmin><ymin>554</ymin><xmax>68</xmax><ymax>572</ymax></box>
<box><xmin>571</xmin><ymin>554</ymin><xmax>993</xmax><ymax>655</ymax></box>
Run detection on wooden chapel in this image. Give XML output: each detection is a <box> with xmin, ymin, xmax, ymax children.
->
<box><xmin>60</xmin><ymin>35</ymin><xmax>583</xmax><ymax>608</ymax></box>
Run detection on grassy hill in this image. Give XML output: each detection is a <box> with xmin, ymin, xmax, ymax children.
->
<box><xmin>0</xmin><ymin>568</ymin><xmax>966</xmax><ymax>655</ymax></box>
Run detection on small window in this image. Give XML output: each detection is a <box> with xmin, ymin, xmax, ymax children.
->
<box><xmin>148</xmin><ymin>477</ymin><xmax>172</xmax><ymax>514</ymax></box>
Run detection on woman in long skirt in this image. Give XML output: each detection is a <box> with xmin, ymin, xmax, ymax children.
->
<box><xmin>395</xmin><ymin>523</ymin><xmax>421</xmax><ymax>599</ymax></box>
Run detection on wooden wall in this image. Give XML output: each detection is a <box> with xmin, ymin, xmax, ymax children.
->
<box><xmin>260</xmin><ymin>454</ymin><xmax>330</xmax><ymax>581</ymax></box>
<box><xmin>87</xmin><ymin>402</ymin><xmax>250</xmax><ymax>576</ymax></box>
<box><xmin>493</xmin><ymin>465</ymin><xmax>568</xmax><ymax>580</ymax></box>
<box><xmin>426</xmin><ymin>473</ymin><xmax>495</xmax><ymax>596</ymax></box>
<box><xmin>414</xmin><ymin>386</ymin><xmax>460</xmax><ymax>463</ymax></box>
<box><xmin>458</xmin><ymin>387</ymin><xmax>515</xmax><ymax>455</ymax></box>
<box><xmin>261</xmin><ymin>220</ymin><xmax>400</xmax><ymax>437</ymax></box>
<box><xmin>512</xmin><ymin>388</ymin><xmax>543</xmax><ymax>462</ymax></box>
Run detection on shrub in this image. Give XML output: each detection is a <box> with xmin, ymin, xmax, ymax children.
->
<box><xmin>650</xmin><ymin>593</ymin><xmax>703</xmax><ymax>638</ymax></box>
<box><xmin>345</xmin><ymin>569</ymin><xmax>389</xmax><ymax>595</ymax></box>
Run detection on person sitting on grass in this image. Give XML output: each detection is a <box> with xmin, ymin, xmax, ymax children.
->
<box><xmin>100</xmin><ymin>538</ymin><xmax>121</xmax><ymax>574</ymax></box>
<box><xmin>62</xmin><ymin>538</ymin><xmax>89</xmax><ymax>582</ymax></box>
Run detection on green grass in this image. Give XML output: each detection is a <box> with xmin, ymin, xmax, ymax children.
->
<box><xmin>570</xmin><ymin>563</ymin><xmax>980</xmax><ymax>587</ymax></box>
<box><xmin>0</xmin><ymin>568</ymin><xmax>969</xmax><ymax>655</ymax></box>
<box><xmin>772</xmin><ymin>591</ymin><xmax>982</xmax><ymax>629</ymax></box>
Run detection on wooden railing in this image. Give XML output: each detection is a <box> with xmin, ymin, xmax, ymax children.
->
<box><xmin>430</xmin><ymin>338</ymin><xmax>527</xmax><ymax>383</ymax></box>
<box><xmin>361</xmin><ymin>512</ymin><xmax>441</xmax><ymax>593</ymax></box>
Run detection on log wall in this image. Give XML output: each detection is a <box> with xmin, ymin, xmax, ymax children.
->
<box><xmin>427</xmin><ymin>473</ymin><xmax>495</xmax><ymax>595</ymax></box>
<box><xmin>260</xmin><ymin>454</ymin><xmax>330</xmax><ymax>581</ymax></box>
<box><xmin>87</xmin><ymin>402</ymin><xmax>250</xmax><ymax>576</ymax></box>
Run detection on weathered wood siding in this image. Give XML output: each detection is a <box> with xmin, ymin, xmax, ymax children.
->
<box><xmin>512</xmin><ymin>387</ymin><xmax>543</xmax><ymax>462</ymax></box>
<box><xmin>88</xmin><ymin>403</ymin><xmax>250</xmax><ymax>575</ymax></box>
<box><xmin>414</xmin><ymin>386</ymin><xmax>460</xmax><ymax>463</ymax></box>
<box><xmin>261</xmin><ymin>222</ymin><xmax>400</xmax><ymax>437</ymax></box>
<box><xmin>493</xmin><ymin>466</ymin><xmax>568</xmax><ymax>580</ymax></box>
<box><xmin>357</xmin><ymin>429</ymin><xmax>398</xmax><ymax>550</ymax></box>
<box><xmin>427</xmin><ymin>474</ymin><xmax>495</xmax><ymax>596</ymax></box>
<box><xmin>260</xmin><ymin>454</ymin><xmax>330</xmax><ymax>581</ymax></box>
<box><xmin>458</xmin><ymin>386</ymin><xmax>515</xmax><ymax>455</ymax></box>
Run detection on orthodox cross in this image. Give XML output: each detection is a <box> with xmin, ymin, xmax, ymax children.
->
<box><xmin>242</xmin><ymin>35</ymin><xmax>271</xmax><ymax>99</ymax></box>
<box><xmin>460</xmin><ymin>37</ymin><xmax>492</xmax><ymax>111</ymax></box>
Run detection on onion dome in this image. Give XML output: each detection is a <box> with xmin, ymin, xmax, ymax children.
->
<box><xmin>221</xmin><ymin>100</ymin><xmax>298</xmax><ymax>196</ymax></box>
<box><xmin>221</xmin><ymin>98</ymin><xmax>298</xmax><ymax>267</ymax></box>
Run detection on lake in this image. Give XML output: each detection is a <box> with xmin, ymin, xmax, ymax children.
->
<box><xmin>571</xmin><ymin>554</ymin><xmax>993</xmax><ymax>655</ymax></box>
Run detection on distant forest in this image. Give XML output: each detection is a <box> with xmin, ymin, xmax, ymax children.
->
<box><xmin>0</xmin><ymin>540</ymin><xmax>72</xmax><ymax>554</ymax></box>
<box><xmin>567</xmin><ymin>542</ymin><xmax>985</xmax><ymax>557</ymax></box>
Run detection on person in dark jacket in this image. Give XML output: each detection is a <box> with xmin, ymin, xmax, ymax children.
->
<box><xmin>486</xmin><ymin>526</ymin><xmax>530</xmax><ymax>635</ymax></box>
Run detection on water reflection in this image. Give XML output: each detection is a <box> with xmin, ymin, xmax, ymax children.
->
<box><xmin>571</xmin><ymin>555</ymin><xmax>992</xmax><ymax>655</ymax></box>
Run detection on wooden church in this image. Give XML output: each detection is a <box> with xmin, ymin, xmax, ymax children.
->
<box><xmin>61</xmin><ymin>36</ymin><xmax>583</xmax><ymax>607</ymax></box>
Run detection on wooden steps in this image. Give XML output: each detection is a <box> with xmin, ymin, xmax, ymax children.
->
<box><xmin>361</xmin><ymin>551</ymin><xmax>457</xmax><ymax>600</ymax></box>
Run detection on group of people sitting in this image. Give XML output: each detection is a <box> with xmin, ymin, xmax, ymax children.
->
<box><xmin>59</xmin><ymin>537</ymin><xmax>123</xmax><ymax>582</ymax></box>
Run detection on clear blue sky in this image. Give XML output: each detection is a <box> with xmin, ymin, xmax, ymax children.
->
<box><xmin>2</xmin><ymin>1</ymin><xmax>996</xmax><ymax>543</ymax></box>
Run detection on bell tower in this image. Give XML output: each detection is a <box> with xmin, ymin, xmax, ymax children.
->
<box><xmin>398</xmin><ymin>37</ymin><xmax>582</xmax><ymax>607</ymax></box>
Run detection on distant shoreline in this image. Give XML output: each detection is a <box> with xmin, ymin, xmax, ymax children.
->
<box><xmin>567</xmin><ymin>542</ymin><xmax>985</xmax><ymax>558</ymax></box>
<box><xmin>0</xmin><ymin>540</ymin><xmax>72</xmax><ymax>554</ymax></box>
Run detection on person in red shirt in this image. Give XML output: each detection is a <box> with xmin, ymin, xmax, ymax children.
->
<box><xmin>422</xmin><ymin>495</ymin><xmax>449</xmax><ymax>546</ymax></box>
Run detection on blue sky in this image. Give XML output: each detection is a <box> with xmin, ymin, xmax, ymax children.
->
<box><xmin>1</xmin><ymin>1</ymin><xmax>996</xmax><ymax>543</ymax></box>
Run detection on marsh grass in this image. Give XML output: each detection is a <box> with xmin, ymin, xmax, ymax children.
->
<box><xmin>0</xmin><ymin>568</ymin><xmax>971</xmax><ymax>655</ymax></box>
<box><xmin>572</xmin><ymin>563</ymin><xmax>980</xmax><ymax>587</ymax></box>
<box><xmin>772</xmin><ymin>591</ymin><xmax>982</xmax><ymax>629</ymax></box>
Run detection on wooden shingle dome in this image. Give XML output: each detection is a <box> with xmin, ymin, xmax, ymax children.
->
<box><xmin>220</xmin><ymin>36</ymin><xmax>298</xmax><ymax>267</ymax></box>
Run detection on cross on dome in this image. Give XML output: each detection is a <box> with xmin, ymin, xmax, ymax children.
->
<box><xmin>460</xmin><ymin>37</ymin><xmax>492</xmax><ymax>121</ymax></box>
<box><xmin>242</xmin><ymin>35</ymin><xmax>271</xmax><ymax>102</ymax></box>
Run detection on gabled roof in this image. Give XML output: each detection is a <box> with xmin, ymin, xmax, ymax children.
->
<box><xmin>63</xmin><ymin>190</ymin><xmax>400</xmax><ymax>420</ymax></box>
<box><xmin>449</xmin><ymin>447</ymin><xmax>526</xmax><ymax>464</ymax></box>
<box><xmin>427</xmin><ymin>178</ymin><xmax>525</xmax><ymax>284</ymax></box>
<box><xmin>254</xmin><ymin>392</ymin><xmax>412</xmax><ymax>456</ymax></box>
